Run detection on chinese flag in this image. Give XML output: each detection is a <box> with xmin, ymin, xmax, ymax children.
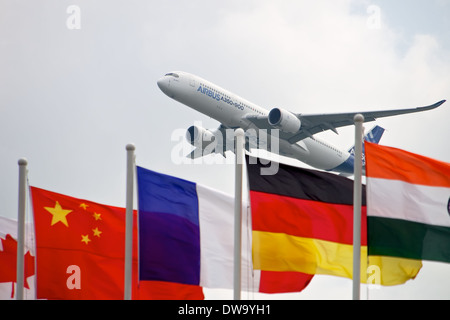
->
<box><xmin>31</xmin><ymin>187</ymin><xmax>204</xmax><ymax>300</ymax></box>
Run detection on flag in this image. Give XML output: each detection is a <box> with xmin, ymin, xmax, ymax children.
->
<box><xmin>0</xmin><ymin>216</ymin><xmax>35</xmax><ymax>299</ymax></box>
<box><xmin>365</xmin><ymin>142</ymin><xmax>450</xmax><ymax>283</ymax></box>
<box><xmin>246</xmin><ymin>155</ymin><xmax>368</xmax><ymax>282</ymax></box>
<box><xmin>32</xmin><ymin>186</ymin><xmax>127</xmax><ymax>299</ymax></box>
<box><xmin>30</xmin><ymin>186</ymin><xmax>202</xmax><ymax>300</ymax></box>
<box><xmin>137</xmin><ymin>166</ymin><xmax>312</xmax><ymax>294</ymax></box>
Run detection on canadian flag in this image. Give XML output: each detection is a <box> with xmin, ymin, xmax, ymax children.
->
<box><xmin>0</xmin><ymin>216</ymin><xmax>35</xmax><ymax>299</ymax></box>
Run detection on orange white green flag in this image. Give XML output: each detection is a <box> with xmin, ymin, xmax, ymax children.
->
<box><xmin>365</xmin><ymin>142</ymin><xmax>450</xmax><ymax>285</ymax></box>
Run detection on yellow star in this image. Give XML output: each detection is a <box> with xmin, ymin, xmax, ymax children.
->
<box><xmin>44</xmin><ymin>201</ymin><xmax>73</xmax><ymax>227</ymax></box>
<box><xmin>92</xmin><ymin>227</ymin><xmax>102</xmax><ymax>238</ymax></box>
<box><xmin>79</xmin><ymin>203</ymin><xmax>89</xmax><ymax>210</ymax></box>
<box><xmin>81</xmin><ymin>234</ymin><xmax>91</xmax><ymax>245</ymax></box>
<box><xmin>93</xmin><ymin>212</ymin><xmax>102</xmax><ymax>221</ymax></box>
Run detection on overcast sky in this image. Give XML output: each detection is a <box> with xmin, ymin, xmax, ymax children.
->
<box><xmin>1</xmin><ymin>0</ymin><xmax>449</xmax><ymax>299</ymax></box>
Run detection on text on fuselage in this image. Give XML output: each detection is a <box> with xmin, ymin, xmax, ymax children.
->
<box><xmin>197</xmin><ymin>85</ymin><xmax>244</xmax><ymax>111</ymax></box>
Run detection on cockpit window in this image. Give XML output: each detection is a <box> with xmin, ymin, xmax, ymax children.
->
<box><xmin>165</xmin><ymin>73</ymin><xmax>179</xmax><ymax>78</ymax></box>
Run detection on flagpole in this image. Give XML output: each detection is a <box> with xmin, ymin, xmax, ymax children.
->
<box><xmin>353</xmin><ymin>114</ymin><xmax>364</xmax><ymax>300</ymax></box>
<box><xmin>124</xmin><ymin>144</ymin><xmax>135</xmax><ymax>300</ymax></box>
<box><xmin>16</xmin><ymin>158</ymin><xmax>28</xmax><ymax>300</ymax></box>
<box><xmin>234</xmin><ymin>128</ymin><xmax>244</xmax><ymax>300</ymax></box>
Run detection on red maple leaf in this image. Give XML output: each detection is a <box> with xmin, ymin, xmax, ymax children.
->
<box><xmin>0</xmin><ymin>234</ymin><xmax>35</xmax><ymax>297</ymax></box>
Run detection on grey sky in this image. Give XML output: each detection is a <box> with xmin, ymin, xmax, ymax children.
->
<box><xmin>1</xmin><ymin>0</ymin><xmax>449</xmax><ymax>299</ymax></box>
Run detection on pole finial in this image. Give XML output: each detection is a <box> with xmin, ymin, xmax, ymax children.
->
<box><xmin>235</xmin><ymin>128</ymin><xmax>245</xmax><ymax>137</ymax></box>
<box><xmin>354</xmin><ymin>114</ymin><xmax>364</xmax><ymax>123</ymax></box>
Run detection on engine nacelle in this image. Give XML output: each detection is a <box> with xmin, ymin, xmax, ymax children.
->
<box><xmin>186</xmin><ymin>125</ymin><xmax>215</xmax><ymax>147</ymax></box>
<box><xmin>268</xmin><ymin>108</ymin><xmax>301</xmax><ymax>133</ymax></box>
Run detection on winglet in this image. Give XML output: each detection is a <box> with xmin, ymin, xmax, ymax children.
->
<box><xmin>427</xmin><ymin>100</ymin><xmax>446</xmax><ymax>110</ymax></box>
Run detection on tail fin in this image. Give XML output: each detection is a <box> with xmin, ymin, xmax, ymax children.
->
<box><xmin>348</xmin><ymin>125</ymin><xmax>385</xmax><ymax>154</ymax></box>
<box><xmin>363</xmin><ymin>125</ymin><xmax>385</xmax><ymax>144</ymax></box>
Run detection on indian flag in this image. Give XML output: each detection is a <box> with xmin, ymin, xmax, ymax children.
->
<box><xmin>365</xmin><ymin>142</ymin><xmax>450</xmax><ymax>285</ymax></box>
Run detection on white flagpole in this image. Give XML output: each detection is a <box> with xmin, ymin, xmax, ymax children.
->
<box><xmin>353</xmin><ymin>114</ymin><xmax>364</xmax><ymax>300</ymax></box>
<box><xmin>16</xmin><ymin>158</ymin><xmax>28</xmax><ymax>300</ymax></box>
<box><xmin>124</xmin><ymin>144</ymin><xmax>135</xmax><ymax>300</ymax></box>
<box><xmin>233</xmin><ymin>128</ymin><xmax>245</xmax><ymax>300</ymax></box>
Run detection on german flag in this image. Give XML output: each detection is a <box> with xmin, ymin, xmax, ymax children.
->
<box><xmin>246</xmin><ymin>155</ymin><xmax>368</xmax><ymax>282</ymax></box>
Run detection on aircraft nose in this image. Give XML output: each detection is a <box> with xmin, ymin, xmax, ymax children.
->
<box><xmin>157</xmin><ymin>77</ymin><xmax>169</xmax><ymax>92</ymax></box>
<box><xmin>157</xmin><ymin>77</ymin><xmax>175</xmax><ymax>98</ymax></box>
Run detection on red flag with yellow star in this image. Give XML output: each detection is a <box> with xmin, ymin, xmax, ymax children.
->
<box><xmin>30</xmin><ymin>186</ymin><xmax>204</xmax><ymax>300</ymax></box>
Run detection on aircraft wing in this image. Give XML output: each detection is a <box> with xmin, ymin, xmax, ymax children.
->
<box><xmin>246</xmin><ymin>100</ymin><xmax>445</xmax><ymax>144</ymax></box>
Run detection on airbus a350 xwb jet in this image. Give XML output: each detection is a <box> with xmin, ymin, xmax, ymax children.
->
<box><xmin>157</xmin><ymin>71</ymin><xmax>445</xmax><ymax>175</ymax></box>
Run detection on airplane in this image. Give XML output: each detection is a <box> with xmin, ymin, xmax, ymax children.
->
<box><xmin>157</xmin><ymin>71</ymin><xmax>445</xmax><ymax>175</ymax></box>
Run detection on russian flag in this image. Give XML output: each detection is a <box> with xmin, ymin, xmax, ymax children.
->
<box><xmin>137</xmin><ymin>166</ymin><xmax>312</xmax><ymax>297</ymax></box>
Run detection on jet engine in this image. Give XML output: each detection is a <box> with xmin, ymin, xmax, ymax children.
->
<box><xmin>268</xmin><ymin>108</ymin><xmax>301</xmax><ymax>133</ymax></box>
<box><xmin>186</xmin><ymin>125</ymin><xmax>215</xmax><ymax>147</ymax></box>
